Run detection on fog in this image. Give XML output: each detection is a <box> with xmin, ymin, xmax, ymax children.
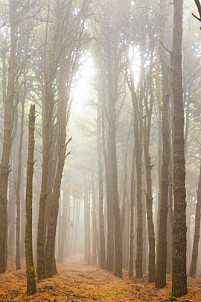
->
<box><xmin>0</xmin><ymin>0</ymin><xmax>201</xmax><ymax>299</ymax></box>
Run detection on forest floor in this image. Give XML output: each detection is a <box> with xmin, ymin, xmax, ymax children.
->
<box><xmin>0</xmin><ymin>256</ymin><xmax>200</xmax><ymax>301</ymax></box>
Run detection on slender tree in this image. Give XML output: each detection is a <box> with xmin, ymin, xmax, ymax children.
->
<box><xmin>25</xmin><ymin>104</ymin><xmax>36</xmax><ymax>296</ymax></box>
<box><xmin>97</xmin><ymin>104</ymin><xmax>106</xmax><ymax>269</ymax></box>
<box><xmin>0</xmin><ymin>0</ymin><xmax>16</xmax><ymax>273</ymax></box>
<box><xmin>171</xmin><ymin>0</ymin><xmax>187</xmax><ymax>297</ymax></box>
<box><xmin>129</xmin><ymin>151</ymin><xmax>135</xmax><ymax>277</ymax></box>
<box><xmin>156</xmin><ymin>0</ymin><xmax>171</xmax><ymax>288</ymax></box>
<box><xmin>189</xmin><ymin>162</ymin><xmax>201</xmax><ymax>277</ymax></box>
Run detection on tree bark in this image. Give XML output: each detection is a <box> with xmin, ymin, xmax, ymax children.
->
<box><xmin>156</xmin><ymin>0</ymin><xmax>171</xmax><ymax>288</ymax></box>
<box><xmin>25</xmin><ymin>104</ymin><xmax>36</xmax><ymax>296</ymax></box>
<box><xmin>15</xmin><ymin>97</ymin><xmax>25</xmax><ymax>270</ymax></box>
<box><xmin>189</xmin><ymin>163</ymin><xmax>201</xmax><ymax>277</ymax></box>
<box><xmin>129</xmin><ymin>151</ymin><xmax>135</xmax><ymax>277</ymax></box>
<box><xmin>45</xmin><ymin>53</ymin><xmax>69</xmax><ymax>278</ymax></box>
<box><xmin>97</xmin><ymin>104</ymin><xmax>106</xmax><ymax>269</ymax></box>
<box><xmin>0</xmin><ymin>0</ymin><xmax>16</xmax><ymax>273</ymax></box>
<box><xmin>171</xmin><ymin>0</ymin><xmax>187</xmax><ymax>297</ymax></box>
<box><xmin>84</xmin><ymin>180</ymin><xmax>90</xmax><ymax>264</ymax></box>
<box><xmin>37</xmin><ymin>2</ymin><xmax>59</xmax><ymax>279</ymax></box>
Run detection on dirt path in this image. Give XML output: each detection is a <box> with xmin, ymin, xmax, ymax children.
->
<box><xmin>0</xmin><ymin>257</ymin><xmax>200</xmax><ymax>301</ymax></box>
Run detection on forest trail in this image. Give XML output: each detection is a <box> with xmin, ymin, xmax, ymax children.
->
<box><xmin>0</xmin><ymin>256</ymin><xmax>200</xmax><ymax>301</ymax></box>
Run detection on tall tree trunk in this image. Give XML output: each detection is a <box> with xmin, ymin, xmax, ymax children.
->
<box><xmin>189</xmin><ymin>163</ymin><xmax>201</xmax><ymax>277</ymax></box>
<box><xmin>102</xmin><ymin>110</ymin><xmax>114</xmax><ymax>271</ymax></box>
<box><xmin>16</xmin><ymin>97</ymin><xmax>25</xmax><ymax>270</ymax></box>
<box><xmin>58</xmin><ymin>186</ymin><xmax>68</xmax><ymax>264</ymax></box>
<box><xmin>25</xmin><ymin>104</ymin><xmax>36</xmax><ymax>296</ymax></box>
<box><xmin>156</xmin><ymin>0</ymin><xmax>171</xmax><ymax>288</ymax></box>
<box><xmin>8</xmin><ymin>169</ymin><xmax>15</xmax><ymax>257</ymax></box>
<box><xmin>131</xmin><ymin>87</ymin><xmax>143</xmax><ymax>278</ymax></box>
<box><xmin>91</xmin><ymin>173</ymin><xmax>98</xmax><ymax>265</ymax></box>
<box><xmin>84</xmin><ymin>180</ymin><xmax>90</xmax><ymax>264</ymax></box>
<box><xmin>37</xmin><ymin>4</ymin><xmax>58</xmax><ymax>278</ymax></box>
<box><xmin>143</xmin><ymin>74</ymin><xmax>155</xmax><ymax>282</ymax></box>
<box><xmin>97</xmin><ymin>105</ymin><xmax>106</xmax><ymax>269</ymax></box>
<box><xmin>129</xmin><ymin>151</ymin><xmax>135</xmax><ymax>277</ymax></box>
<box><xmin>171</xmin><ymin>0</ymin><xmax>187</xmax><ymax>297</ymax></box>
<box><xmin>45</xmin><ymin>55</ymin><xmax>69</xmax><ymax>278</ymax></box>
<box><xmin>0</xmin><ymin>0</ymin><xmax>16</xmax><ymax>273</ymax></box>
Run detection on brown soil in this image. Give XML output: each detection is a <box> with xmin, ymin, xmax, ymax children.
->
<box><xmin>0</xmin><ymin>257</ymin><xmax>200</xmax><ymax>301</ymax></box>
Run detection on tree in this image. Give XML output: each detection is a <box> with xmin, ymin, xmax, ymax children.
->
<box><xmin>97</xmin><ymin>104</ymin><xmax>106</xmax><ymax>269</ymax></box>
<box><xmin>171</xmin><ymin>0</ymin><xmax>187</xmax><ymax>297</ymax></box>
<box><xmin>0</xmin><ymin>0</ymin><xmax>16</xmax><ymax>273</ymax></box>
<box><xmin>156</xmin><ymin>0</ymin><xmax>171</xmax><ymax>288</ymax></box>
<box><xmin>37</xmin><ymin>0</ymin><xmax>61</xmax><ymax>279</ymax></box>
<box><xmin>25</xmin><ymin>104</ymin><xmax>36</xmax><ymax>296</ymax></box>
<box><xmin>189</xmin><ymin>162</ymin><xmax>201</xmax><ymax>277</ymax></box>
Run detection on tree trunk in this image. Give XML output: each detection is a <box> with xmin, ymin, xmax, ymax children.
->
<box><xmin>16</xmin><ymin>97</ymin><xmax>25</xmax><ymax>270</ymax></box>
<box><xmin>143</xmin><ymin>77</ymin><xmax>155</xmax><ymax>282</ymax></box>
<box><xmin>25</xmin><ymin>104</ymin><xmax>36</xmax><ymax>296</ymax></box>
<box><xmin>37</xmin><ymin>1</ymin><xmax>59</xmax><ymax>279</ymax></box>
<box><xmin>156</xmin><ymin>0</ymin><xmax>171</xmax><ymax>288</ymax></box>
<box><xmin>84</xmin><ymin>180</ymin><xmax>90</xmax><ymax>264</ymax></box>
<box><xmin>91</xmin><ymin>173</ymin><xmax>98</xmax><ymax>265</ymax></box>
<box><xmin>171</xmin><ymin>0</ymin><xmax>187</xmax><ymax>297</ymax></box>
<box><xmin>131</xmin><ymin>87</ymin><xmax>143</xmax><ymax>278</ymax></box>
<box><xmin>8</xmin><ymin>170</ymin><xmax>15</xmax><ymax>257</ymax></box>
<box><xmin>97</xmin><ymin>105</ymin><xmax>106</xmax><ymax>269</ymax></box>
<box><xmin>102</xmin><ymin>111</ymin><xmax>114</xmax><ymax>272</ymax></box>
<box><xmin>129</xmin><ymin>151</ymin><xmax>135</xmax><ymax>277</ymax></box>
<box><xmin>45</xmin><ymin>54</ymin><xmax>69</xmax><ymax>278</ymax></box>
<box><xmin>0</xmin><ymin>0</ymin><xmax>16</xmax><ymax>273</ymax></box>
<box><xmin>189</xmin><ymin>163</ymin><xmax>201</xmax><ymax>277</ymax></box>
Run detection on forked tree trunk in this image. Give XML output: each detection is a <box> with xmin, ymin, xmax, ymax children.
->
<box><xmin>156</xmin><ymin>0</ymin><xmax>171</xmax><ymax>288</ymax></box>
<box><xmin>25</xmin><ymin>104</ymin><xmax>36</xmax><ymax>296</ymax></box>
<box><xmin>171</xmin><ymin>0</ymin><xmax>187</xmax><ymax>297</ymax></box>
<box><xmin>37</xmin><ymin>2</ymin><xmax>59</xmax><ymax>279</ymax></box>
<box><xmin>189</xmin><ymin>163</ymin><xmax>201</xmax><ymax>277</ymax></box>
<box><xmin>0</xmin><ymin>0</ymin><xmax>16</xmax><ymax>273</ymax></box>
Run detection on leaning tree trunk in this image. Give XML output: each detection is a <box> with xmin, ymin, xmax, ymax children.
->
<box><xmin>189</xmin><ymin>163</ymin><xmax>201</xmax><ymax>277</ymax></box>
<box><xmin>25</xmin><ymin>104</ymin><xmax>36</xmax><ymax>296</ymax></box>
<box><xmin>171</xmin><ymin>0</ymin><xmax>187</xmax><ymax>297</ymax></box>
<box><xmin>0</xmin><ymin>0</ymin><xmax>16</xmax><ymax>273</ymax></box>
<box><xmin>45</xmin><ymin>56</ymin><xmax>70</xmax><ymax>278</ymax></box>
<box><xmin>156</xmin><ymin>0</ymin><xmax>171</xmax><ymax>288</ymax></box>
